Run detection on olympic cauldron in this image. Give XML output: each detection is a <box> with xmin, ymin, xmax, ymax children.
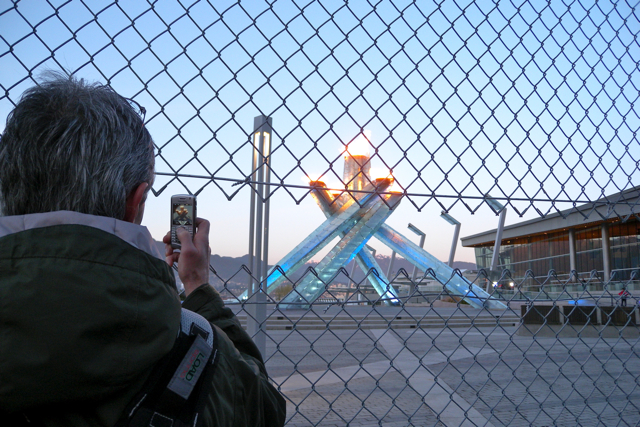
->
<box><xmin>242</xmin><ymin>132</ymin><xmax>506</xmax><ymax>310</ymax></box>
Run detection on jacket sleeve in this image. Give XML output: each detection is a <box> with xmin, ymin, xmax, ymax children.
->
<box><xmin>182</xmin><ymin>284</ymin><xmax>286</xmax><ymax>427</ymax></box>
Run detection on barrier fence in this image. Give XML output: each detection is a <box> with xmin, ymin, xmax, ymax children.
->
<box><xmin>229</xmin><ymin>270</ymin><xmax>640</xmax><ymax>426</ymax></box>
<box><xmin>2</xmin><ymin>0</ymin><xmax>639</xmax><ymax>425</ymax></box>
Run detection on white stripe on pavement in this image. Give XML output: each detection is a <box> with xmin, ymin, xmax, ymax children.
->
<box><xmin>371</xmin><ymin>328</ymin><xmax>494</xmax><ymax>427</ymax></box>
<box><xmin>274</xmin><ymin>360</ymin><xmax>390</xmax><ymax>392</ymax></box>
<box><xmin>272</xmin><ymin>338</ymin><xmax>496</xmax><ymax>397</ymax></box>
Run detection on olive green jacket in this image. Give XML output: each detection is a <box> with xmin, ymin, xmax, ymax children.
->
<box><xmin>0</xmin><ymin>211</ymin><xmax>285</xmax><ymax>426</ymax></box>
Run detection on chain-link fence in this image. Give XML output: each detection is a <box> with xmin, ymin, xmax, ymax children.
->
<box><xmin>2</xmin><ymin>0</ymin><xmax>640</xmax><ymax>425</ymax></box>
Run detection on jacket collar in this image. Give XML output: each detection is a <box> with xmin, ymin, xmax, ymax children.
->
<box><xmin>0</xmin><ymin>211</ymin><xmax>164</xmax><ymax>260</ymax></box>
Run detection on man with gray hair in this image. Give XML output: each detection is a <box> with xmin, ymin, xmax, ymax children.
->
<box><xmin>0</xmin><ymin>75</ymin><xmax>285</xmax><ymax>426</ymax></box>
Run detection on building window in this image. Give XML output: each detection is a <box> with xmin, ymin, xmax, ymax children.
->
<box><xmin>472</xmin><ymin>217</ymin><xmax>640</xmax><ymax>286</ymax></box>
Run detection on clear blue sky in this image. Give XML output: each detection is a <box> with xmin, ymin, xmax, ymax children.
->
<box><xmin>1</xmin><ymin>0</ymin><xmax>638</xmax><ymax>263</ymax></box>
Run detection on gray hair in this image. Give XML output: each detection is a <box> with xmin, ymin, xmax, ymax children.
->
<box><xmin>0</xmin><ymin>74</ymin><xmax>154</xmax><ymax>219</ymax></box>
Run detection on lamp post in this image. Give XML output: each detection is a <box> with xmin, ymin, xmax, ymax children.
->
<box><xmin>486</xmin><ymin>194</ymin><xmax>507</xmax><ymax>292</ymax></box>
<box><xmin>247</xmin><ymin>115</ymin><xmax>272</xmax><ymax>358</ymax></box>
<box><xmin>407</xmin><ymin>223</ymin><xmax>426</xmax><ymax>301</ymax></box>
<box><xmin>440</xmin><ymin>211</ymin><xmax>461</xmax><ymax>267</ymax></box>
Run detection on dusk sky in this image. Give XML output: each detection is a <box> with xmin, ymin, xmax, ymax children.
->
<box><xmin>1</xmin><ymin>0</ymin><xmax>638</xmax><ymax>264</ymax></box>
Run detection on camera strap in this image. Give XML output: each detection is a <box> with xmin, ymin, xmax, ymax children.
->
<box><xmin>116</xmin><ymin>308</ymin><xmax>219</xmax><ymax>427</ymax></box>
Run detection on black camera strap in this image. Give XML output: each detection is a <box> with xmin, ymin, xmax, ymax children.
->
<box><xmin>116</xmin><ymin>309</ymin><xmax>219</xmax><ymax>427</ymax></box>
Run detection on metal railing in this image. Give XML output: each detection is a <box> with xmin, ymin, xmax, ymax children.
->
<box><xmin>2</xmin><ymin>0</ymin><xmax>639</xmax><ymax>425</ymax></box>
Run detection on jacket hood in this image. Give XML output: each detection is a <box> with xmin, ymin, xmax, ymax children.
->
<box><xmin>0</xmin><ymin>212</ymin><xmax>181</xmax><ymax>413</ymax></box>
<box><xmin>0</xmin><ymin>211</ymin><xmax>165</xmax><ymax>258</ymax></box>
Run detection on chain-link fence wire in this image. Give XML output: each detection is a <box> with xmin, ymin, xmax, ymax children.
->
<box><xmin>216</xmin><ymin>265</ymin><xmax>640</xmax><ymax>426</ymax></box>
<box><xmin>1</xmin><ymin>0</ymin><xmax>639</xmax><ymax>215</ymax></box>
<box><xmin>3</xmin><ymin>0</ymin><xmax>640</xmax><ymax>425</ymax></box>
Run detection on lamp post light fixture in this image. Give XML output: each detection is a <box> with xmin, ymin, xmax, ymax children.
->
<box><xmin>440</xmin><ymin>211</ymin><xmax>461</xmax><ymax>268</ymax></box>
<box><xmin>485</xmin><ymin>195</ymin><xmax>505</xmax><ymax>213</ymax></box>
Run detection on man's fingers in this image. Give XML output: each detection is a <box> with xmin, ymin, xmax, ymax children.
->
<box><xmin>162</xmin><ymin>231</ymin><xmax>171</xmax><ymax>244</ymax></box>
<box><xmin>175</xmin><ymin>226</ymin><xmax>193</xmax><ymax>246</ymax></box>
<box><xmin>194</xmin><ymin>218</ymin><xmax>210</xmax><ymax>246</ymax></box>
<box><xmin>165</xmin><ymin>251</ymin><xmax>180</xmax><ymax>267</ymax></box>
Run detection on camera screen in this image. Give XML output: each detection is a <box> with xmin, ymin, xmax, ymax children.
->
<box><xmin>172</xmin><ymin>203</ymin><xmax>193</xmax><ymax>226</ymax></box>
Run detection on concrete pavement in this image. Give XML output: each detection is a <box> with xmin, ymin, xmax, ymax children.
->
<box><xmin>260</xmin><ymin>320</ymin><xmax>640</xmax><ymax>426</ymax></box>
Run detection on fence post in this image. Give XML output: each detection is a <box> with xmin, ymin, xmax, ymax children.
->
<box><xmin>246</xmin><ymin>115</ymin><xmax>272</xmax><ymax>358</ymax></box>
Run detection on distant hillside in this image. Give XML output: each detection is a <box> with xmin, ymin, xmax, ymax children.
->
<box><xmin>156</xmin><ymin>241</ymin><xmax>477</xmax><ymax>289</ymax></box>
<box><xmin>343</xmin><ymin>256</ymin><xmax>477</xmax><ymax>282</ymax></box>
<box><xmin>155</xmin><ymin>242</ymin><xmax>252</xmax><ymax>292</ymax></box>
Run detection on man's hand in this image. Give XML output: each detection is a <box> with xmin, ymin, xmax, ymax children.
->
<box><xmin>163</xmin><ymin>217</ymin><xmax>212</xmax><ymax>296</ymax></box>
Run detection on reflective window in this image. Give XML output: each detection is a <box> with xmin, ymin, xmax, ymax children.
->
<box><xmin>472</xmin><ymin>217</ymin><xmax>640</xmax><ymax>284</ymax></box>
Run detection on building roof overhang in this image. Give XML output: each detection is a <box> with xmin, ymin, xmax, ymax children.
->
<box><xmin>461</xmin><ymin>186</ymin><xmax>640</xmax><ymax>248</ymax></box>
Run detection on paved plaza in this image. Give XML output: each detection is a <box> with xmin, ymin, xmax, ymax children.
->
<box><xmin>257</xmin><ymin>314</ymin><xmax>640</xmax><ymax>427</ymax></box>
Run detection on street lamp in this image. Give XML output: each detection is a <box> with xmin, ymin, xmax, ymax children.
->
<box><xmin>485</xmin><ymin>194</ymin><xmax>507</xmax><ymax>292</ymax></box>
<box><xmin>440</xmin><ymin>211</ymin><xmax>461</xmax><ymax>267</ymax></box>
<box><xmin>407</xmin><ymin>223</ymin><xmax>426</xmax><ymax>301</ymax></box>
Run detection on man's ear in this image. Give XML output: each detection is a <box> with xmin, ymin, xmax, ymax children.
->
<box><xmin>124</xmin><ymin>182</ymin><xmax>149</xmax><ymax>223</ymax></box>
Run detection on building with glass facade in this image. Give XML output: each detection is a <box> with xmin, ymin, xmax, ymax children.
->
<box><xmin>461</xmin><ymin>186</ymin><xmax>640</xmax><ymax>288</ymax></box>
